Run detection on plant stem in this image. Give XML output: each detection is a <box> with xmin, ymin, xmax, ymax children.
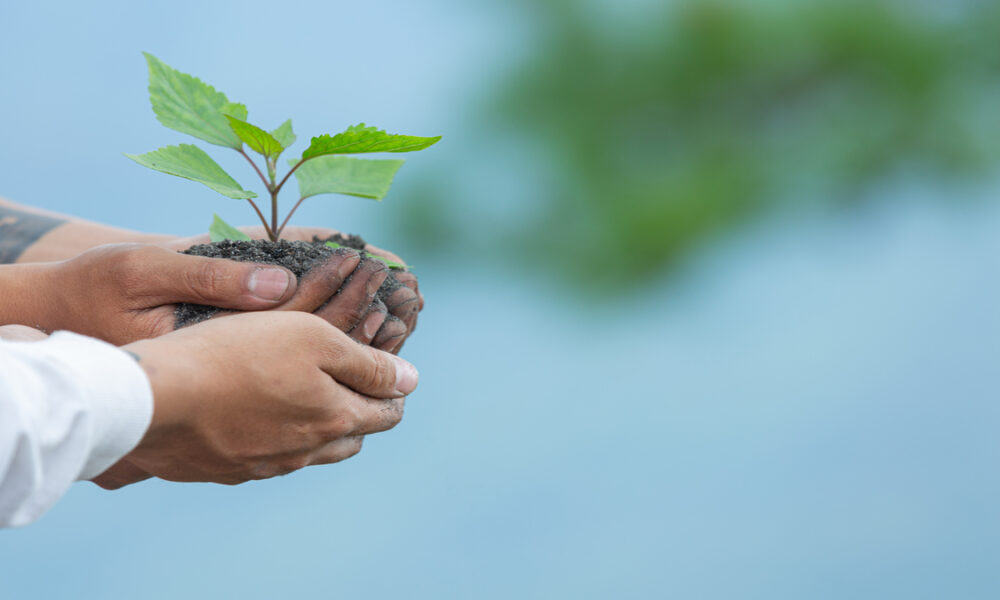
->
<box><xmin>274</xmin><ymin>157</ymin><xmax>309</xmax><ymax>196</ymax></box>
<box><xmin>270</xmin><ymin>189</ymin><xmax>279</xmax><ymax>241</ymax></box>
<box><xmin>238</xmin><ymin>149</ymin><xmax>271</xmax><ymax>190</ymax></box>
<box><xmin>276</xmin><ymin>196</ymin><xmax>307</xmax><ymax>239</ymax></box>
<box><xmin>246</xmin><ymin>199</ymin><xmax>273</xmax><ymax>239</ymax></box>
<box><xmin>238</xmin><ymin>149</ymin><xmax>278</xmax><ymax>240</ymax></box>
<box><xmin>266</xmin><ymin>158</ymin><xmax>277</xmax><ymax>185</ymax></box>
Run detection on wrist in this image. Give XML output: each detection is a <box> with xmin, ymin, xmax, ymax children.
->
<box><xmin>122</xmin><ymin>338</ymin><xmax>196</xmax><ymax>438</ymax></box>
<box><xmin>0</xmin><ymin>262</ymin><xmax>61</xmax><ymax>331</ymax></box>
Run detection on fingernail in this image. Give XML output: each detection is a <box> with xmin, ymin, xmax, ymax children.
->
<box><xmin>336</xmin><ymin>250</ymin><xmax>360</xmax><ymax>279</ymax></box>
<box><xmin>393</xmin><ymin>356</ymin><xmax>419</xmax><ymax>395</ymax></box>
<box><xmin>248</xmin><ymin>267</ymin><xmax>291</xmax><ymax>301</ymax></box>
<box><xmin>363</xmin><ymin>310</ymin><xmax>384</xmax><ymax>339</ymax></box>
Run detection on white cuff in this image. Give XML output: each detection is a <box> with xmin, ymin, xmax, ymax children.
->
<box><xmin>0</xmin><ymin>331</ymin><xmax>153</xmax><ymax>527</ymax></box>
<box><xmin>43</xmin><ymin>332</ymin><xmax>154</xmax><ymax>480</ymax></box>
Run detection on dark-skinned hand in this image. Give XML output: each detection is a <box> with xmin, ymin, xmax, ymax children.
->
<box><xmin>165</xmin><ymin>226</ymin><xmax>423</xmax><ymax>354</ymax></box>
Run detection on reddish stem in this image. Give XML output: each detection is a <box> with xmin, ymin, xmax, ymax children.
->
<box><xmin>270</xmin><ymin>190</ymin><xmax>279</xmax><ymax>241</ymax></box>
<box><xmin>246</xmin><ymin>199</ymin><xmax>273</xmax><ymax>239</ymax></box>
<box><xmin>238</xmin><ymin>149</ymin><xmax>271</xmax><ymax>190</ymax></box>
<box><xmin>274</xmin><ymin>157</ymin><xmax>309</xmax><ymax>196</ymax></box>
<box><xmin>275</xmin><ymin>196</ymin><xmax>308</xmax><ymax>239</ymax></box>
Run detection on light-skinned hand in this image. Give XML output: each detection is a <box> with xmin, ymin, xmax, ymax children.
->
<box><xmin>92</xmin><ymin>311</ymin><xmax>418</xmax><ymax>488</ymax></box>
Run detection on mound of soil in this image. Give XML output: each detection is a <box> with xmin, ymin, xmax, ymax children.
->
<box><xmin>174</xmin><ymin>233</ymin><xmax>405</xmax><ymax>328</ymax></box>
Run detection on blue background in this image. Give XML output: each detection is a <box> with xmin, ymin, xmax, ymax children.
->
<box><xmin>2</xmin><ymin>1</ymin><xmax>999</xmax><ymax>597</ymax></box>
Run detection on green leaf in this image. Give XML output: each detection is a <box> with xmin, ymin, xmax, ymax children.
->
<box><xmin>209</xmin><ymin>214</ymin><xmax>252</xmax><ymax>242</ymax></box>
<box><xmin>293</xmin><ymin>156</ymin><xmax>404</xmax><ymax>201</ymax></box>
<box><xmin>271</xmin><ymin>119</ymin><xmax>296</xmax><ymax>148</ymax></box>
<box><xmin>221</xmin><ymin>102</ymin><xmax>248</xmax><ymax>120</ymax></box>
<box><xmin>144</xmin><ymin>52</ymin><xmax>245</xmax><ymax>149</ymax></box>
<box><xmin>324</xmin><ymin>241</ymin><xmax>409</xmax><ymax>269</ymax></box>
<box><xmin>225</xmin><ymin>115</ymin><xmax>283</xmax><ymax>159</ymax></box>
<box><xmin>125</xmin><ymin>144</ymin><xmax>257</xmax><ymax>199</ymax></box>
<box><xmin>301</xmin><ymin>123</ymin><xmax>440</xmax><ymax>160</ymax></box>
<box><xmin>368</xmin><ymin>253</ymin><xmax>409</xmax><ymax>269</ymax></box>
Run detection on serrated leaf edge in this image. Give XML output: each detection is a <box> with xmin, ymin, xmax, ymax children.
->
<box><xmin>144</xmin><ymin>52</ymin><xmax>245</xmax><ymax>149</ymax></box>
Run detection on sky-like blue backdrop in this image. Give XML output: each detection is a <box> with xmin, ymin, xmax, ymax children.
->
<box><xmin>1</xmin><ymin>1</ymin><xmax>999</xmax><ymax>598</ymax></box>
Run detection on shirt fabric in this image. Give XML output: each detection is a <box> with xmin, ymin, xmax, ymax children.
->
<box><xmin>0</xmin><ymin>331</ymin><xmax>153</xmax><ymax>527</ymax></box>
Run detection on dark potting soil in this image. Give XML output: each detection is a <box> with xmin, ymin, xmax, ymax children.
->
<box><xmin>174</xmin><ymin>233</ymin><xmax>406</xmax><ymax>328</ymax></box>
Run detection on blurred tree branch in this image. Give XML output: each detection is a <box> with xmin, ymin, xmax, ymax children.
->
<box><xmin>396</xmin><ymin>0</ymin><xmax>1000</xmax><ymax>291</ymax></box>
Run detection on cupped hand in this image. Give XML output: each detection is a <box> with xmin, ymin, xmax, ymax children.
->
<box><xmin>92</xmin><ymin>311</ymin><xmax>418</xmax><ymax>488</ymax></box>
<box><xmin>38</xmin><ymin>243</ymin><xmax>302</xmax><ymax>345</ymax></box>
<box><xmin>167</xmin><ymin>226</ymin><xmax>423</xmax><ymax>353</ymax></box>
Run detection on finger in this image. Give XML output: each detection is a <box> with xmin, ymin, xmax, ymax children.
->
<box><xmin>383</xmin><ymin>284</ymin><xmax>420</xmax><ymax>333</ymax></box>
<box><xmin>327</xmin><ymin>394</ymin><xmax>405</xmax><ymax>437</ymax></box>
<box><xmin>354</xmin><ymin>396</ymin><xmax>406</xmax><ymax>435</ymax></box>
<box><xmin>308</xmin><ymin>436</ymin><xmax>365</xmax><ymax>465</ymax></box>
<box><xmin>274</xmin><ymin>249</ymin><xmax>361</xmax><ymax>313</ymax></box>
<box><xmin>348</xmin><ymin>300</ymin><xmax>388</xmax><ymax>345</ymax></box>
<box><xmin>393</xmin><ymin>271</ymin><xmax>424</xmax><ymax>311</ymax></box>
<box><xmin>313</xmin><ymin>327</ymin><xmax>419</xmax><ymax>399</ymax></box>
<box><xmin>135</xmin><ymin>247</ymin><xmax>297</xmax><ymax>309</ymax></box>
<box><xmin>314</xmin><ymin>258</ymin><xmax>388</xmax><ymax>332</ymax></box>
<box><xmin>372</xmin><ymin>315</ymin><xmax>408</xmax><ymax>354</ymax></box>
<box><xmin>364</xmin><ymin>243</ymin><xmax>423</xmax><ymax>309</ymax></box>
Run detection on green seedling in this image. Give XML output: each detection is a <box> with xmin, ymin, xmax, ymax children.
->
<box><xmin>323</xmin><ymin>241</ymin><xmax>408</xmax><ymax>269</ymax></box>
<box><xmin>126</xmin><ymin>53</ymin><xmax>440</xmax><ymax>246</ymax></box>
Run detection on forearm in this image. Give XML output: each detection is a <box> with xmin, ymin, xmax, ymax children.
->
<box><xmin>0</xmin><ymin>197</ymin><xmax>172</xmax><ymax>264</ymax></box>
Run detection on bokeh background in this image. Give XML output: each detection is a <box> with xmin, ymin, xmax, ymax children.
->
<box><xmin>2</xmin><ymin>0</ymin><xmax>999</xmax><ymax>597</ymax></box>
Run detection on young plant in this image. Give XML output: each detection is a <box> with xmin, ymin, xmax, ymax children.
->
<box><xmin>126</xmin><ymin>53</ymin><xmax>440</xmax><ymax>244</ymax></box>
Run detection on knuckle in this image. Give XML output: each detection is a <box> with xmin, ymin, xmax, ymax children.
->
<box><xmin>106</xmin><ymin>247</ymin><xmax>149</xmax><ymax>286</ymax></box>
<box><xmin>386</xmin><ymin>287</ymin><xmax>417</xmax><ymax>311</ymax></box>
<box><xmin>187</xmin><ymin>260</ymin><xmax>235</xmax><ymax>300</ymax></box>
<box><xmin>320</xmin><ymin>407</ymin><xmax>359</xmax><ymax>440</ymax></box>
<box><xmin>362</xmin><ymin>348</ymin><xmax>394</xmax><ymax>392</ymax></box>
<box><xmin>335</xmin><ymin>302</ymin><xmax>369</xmax><ymax>330</ymax></box>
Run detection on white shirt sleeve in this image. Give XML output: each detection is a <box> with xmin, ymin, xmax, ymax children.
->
<box><xmin>0</xmin><ymin>331</ymin><xmax>153</xmax><ymax>528</ymax></box>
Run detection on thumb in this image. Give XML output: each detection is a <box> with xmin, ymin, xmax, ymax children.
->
<box><xmin>146</xmin><ymin>250</ymin><xmax>297</xmax><ymax>310</ymax></box>
<box><xmin>317</xmin><ymin>326</ymin><xmax>419</xmax><ymax>399</ymax></box>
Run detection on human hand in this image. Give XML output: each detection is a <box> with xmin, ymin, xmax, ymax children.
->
<box><xmin>35</xmin><ymin>243</ymin><xmax>301</xmax><ymax>345</ymax></box>
<box><xmin>167</xmin><ymin>226</ymin><xmax>424</xmax><ymax>353</ymax></box>
<box><xmin>92</xmin><ymin>311</ymin><xmax>418</xmax><ymax>488</ymax></box>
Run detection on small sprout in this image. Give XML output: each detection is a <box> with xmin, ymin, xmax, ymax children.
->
<box><xmin>324</xmin><ymin>241</ymin><xmax>409</xmax><ymax>270</ymax></box>
<box><xmin>209</xmin><ymin>214</ymin><xmax>251</xmax><ymax>242</ymax></box>
<box><xmin>127</xmin><ymin>53</ymin><xmax>440</xmax><ymax>242</ymax></box>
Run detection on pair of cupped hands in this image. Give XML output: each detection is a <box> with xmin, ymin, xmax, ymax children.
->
<box><xmin>2</xmin><ymin>226</ymin><xmax>422</xmax><ymax>489</ymax></box>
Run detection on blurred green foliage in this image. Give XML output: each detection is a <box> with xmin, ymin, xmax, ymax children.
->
<box><xmin>400</xmin><ymin>0</ymin><xmax>1000</xmax><ymax>290</ymax></box>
